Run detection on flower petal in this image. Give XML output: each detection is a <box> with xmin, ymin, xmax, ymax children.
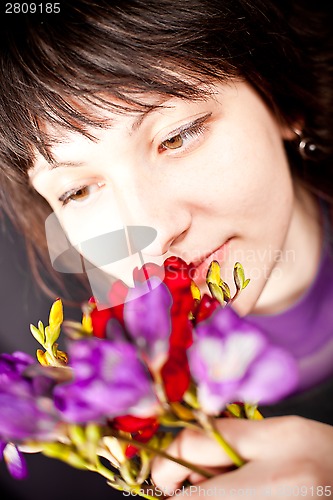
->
<box><xmin>54</xmin><ymin>339</ymin><xmax>158</xmax><ymax>422</ymax></box>
<box><xmin>3</xmin><ymin>444</ymin><xmax>28</xmax><ymax>480</ymax></box>
<box><xmin>238</xmin><ymin>347</ymin><xmax>299</xmax><ymax>404</ymax></box>
<box><xmin>161</xmin><ymin>347</ymin><xmax>191</xmax><ymax>402</ymax></box>
<box><xmin>124</xmin><ymin>278</ymin><xmax>172</xmax><ymax>362</ymax></box>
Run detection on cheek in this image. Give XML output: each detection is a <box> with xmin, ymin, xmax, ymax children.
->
<box><xmin>230</xmin><ymin>133</ymin><xmax>294</xmax><ymax>260</ymax></box>
<box><xmin>56</xmin><ymin>198</ymin><xmax>166</xmax><ymax>287</ymax></box>
<box><xmin>54</xmin><ymin>196</ymin><xmax>123</xmax><ymax>270</ymax></box>
<box><xmin>198</xmin><ymin>126</ymin><xmax>294</xmax><ymax>313</ymax></box>
<box><xmin>204</xmin><ymin>114</ymin><xmax>293</xmax><ymax>221</ymax></box>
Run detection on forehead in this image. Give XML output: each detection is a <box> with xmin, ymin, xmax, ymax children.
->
<box><xmin>30</xmin><ymin>93</ymin><xmax>169</xmax><ymax>167</ymax></box>
<box><xmin>30</xmin><ymin>86</ymin><xmax>217</xmax><ymax>172</ymax></box>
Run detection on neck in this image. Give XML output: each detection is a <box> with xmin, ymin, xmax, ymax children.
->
<box><xmin>252</xmin><ymin>184</ymin><xmax>323</xmax><ymax>315</ymax></box>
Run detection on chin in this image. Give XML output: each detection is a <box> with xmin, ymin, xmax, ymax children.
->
<box><xmin>231</xmin><ymin>297</ymin><xmax>255</xmax><ymax>317</ymax></box>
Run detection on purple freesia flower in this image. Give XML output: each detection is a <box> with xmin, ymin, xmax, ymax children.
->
<box><xmin>0</xmin><ymin>352</ymin><xmax>60</xmax><ymax>442</ymax></box>
<box><xmin>0</xmin><ymin>351</ymin><xmax>34</xmax><ymax>377</ymax></box>
<box><xmin>0</xmin><ymin>352</ymin><xmax>61</xmax><ymax>480</ymax></box>
<box><xmin>0</xmin><ymin>442</ymin><xmax>28</xmax><ymax>480</ymax></box>
<box><xmin>54</xmin><ymin>338</ymin><xmax>159</xmax><ymax>423</ymax></box>
<box><xmin>124</xmin><ymin>278</ymin><xmax>172</xmax><ymax>367</ymax></box>
<box><xmin>189</xmin><ymin>307</ymin><xmax>299</xmax><ymax>415</ymax></box>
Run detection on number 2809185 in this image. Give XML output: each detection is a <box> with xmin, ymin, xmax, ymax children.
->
<box><xmin>5</xmin><ymin>3</ymin><xmax>60</xmax><ymax>14</ymax></box>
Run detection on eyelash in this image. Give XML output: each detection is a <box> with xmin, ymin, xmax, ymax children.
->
<box><xmin>59</xmin><ymin>182</ymin><xmax>105</xmax><ymax>207</ymax></box>
<box><xmin>58</xmin><ymin>114</ymin><xmax>211</xmax><ymax>207</ymax></box>
<box><xmin>158</xmin><ymin>115</ymin><xmax>210</xmax><ymax>154</ymax></box>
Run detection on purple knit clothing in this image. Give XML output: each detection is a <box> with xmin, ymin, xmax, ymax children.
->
<box><xmin>246</xmin><ymin>204</ymin><xmax>333</xmax><ymax>393</ymax></box>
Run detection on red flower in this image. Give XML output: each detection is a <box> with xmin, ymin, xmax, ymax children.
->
<box><xmin>163</xmin><ymin>257</ymin><xmax>194</xmax><ymax>349</ymax></box>
<box><xmin>91</xmin><ymin>280</ymin><xmax>128</xmax><ymax>338</ymax></box>
<box><xmin>161</xmin><ymin>347</ymin><xmax>191</xmax><ymax>402</ymax></box>
<box><xmin>134</xmin><ymin>257</ymin><xmax>194</xmax><ymax>350</ymax></box>
<box><xmin>193</xmin><ymin>294</ymin><xmax>221</xmax><ymax>324</ymax></box>
<box><xmin>91</xmin><ymin>257</ymin><xmax>198</xmax><ymax>403</ymax></box>
<box><xmin>132</xmin><ymin>262</ymin><xmax>165</xmax><ymax>283</ymax></box>
<box><xmin>134</xmin><ymin>257</ymin><xmax>194</xmax><ymax>401</ymax></box>
<box><xmin>159</xmin><ymin>258</ymin><xmax>194</xmax><ymax>401</ymax></box>
<box><xmin>113</xmin><ymin>415</ymin><xmax>159</xmax><ymax>458</ymax></box>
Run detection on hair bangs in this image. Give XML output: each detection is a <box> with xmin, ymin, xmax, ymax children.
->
<box><xmin>0</xmin><ymin>2</ymin><xmax>237</xmax><ymax>175</ymax></box>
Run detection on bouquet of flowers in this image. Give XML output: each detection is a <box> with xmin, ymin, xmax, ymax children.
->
<box><xmin>0</xmin><ymin>258</ymin><xmax>298</xmax><ymax>498</ymax></box>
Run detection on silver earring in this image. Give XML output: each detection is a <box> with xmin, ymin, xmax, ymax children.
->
<box><xmin>293</xmin><ymin>129</ymin><xmax>318</xmax><ymax>160</ymax></box>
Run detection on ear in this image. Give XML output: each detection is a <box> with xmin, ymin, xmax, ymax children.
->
<box><xmin>279</xmin><ymin>119</ymin><xmax>304</xmax><ymax>141</ymax></box>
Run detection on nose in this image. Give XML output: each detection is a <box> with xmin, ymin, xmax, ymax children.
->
<box><xmin>111</xmin><ymin>171</ymin><xmax>188</xmax><ymax>258</ymax></box>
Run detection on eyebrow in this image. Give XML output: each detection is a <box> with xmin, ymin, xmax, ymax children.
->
<box><xmin>29</xmin><ymin>160</ymin><xmax>86</xmax><ymax>183</ymax></box>
<box><xmin>30</xmin><ymin>106</ymin><xmax>164</xmax><ymax>180</ymax></box>
<box><xmin>130</xmin><ymin>106</ymin><xmax>162</xmax><ymax>132</ymax></box>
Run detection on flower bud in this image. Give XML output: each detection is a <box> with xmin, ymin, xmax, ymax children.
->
<box><xmin>49</xmin><ymin>299</ymin><xmax>63</xmax><ymax>331</ymax></box>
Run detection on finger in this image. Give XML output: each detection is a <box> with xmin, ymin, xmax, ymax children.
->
<box><xmin>152</xmin><ymin>422</ymin><xmax>248</xmax><ymax>493</ymax></box>
<box><xmin>152</xmin><ymin>427</ymin><xmax>233</xmax><ymax>493</ymax></box>
<box><xmin>188</xmin><ymin>465</ymin><xmax>235</xmax><ymax>485</ymax></box>
<box><xmin>166</xmin><ymin>459</ymin><xmax>312</xmax><ymax>500</ymax></box>
<box><xmin>152</xmin><ymin>416</ymin><xmax>319</xmax><ymax>492</ymax></box>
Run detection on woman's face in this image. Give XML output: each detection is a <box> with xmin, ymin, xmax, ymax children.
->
<box><xmin>30</xmin><ymin>81</ymin><xmax>295</xmax><ymax>315</ymax></box>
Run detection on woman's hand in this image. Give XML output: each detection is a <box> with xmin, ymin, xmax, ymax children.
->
<box><xmin>151</xmin><ymin>416</ymin><xmax>333</xmax><ymax>498</ymax></box>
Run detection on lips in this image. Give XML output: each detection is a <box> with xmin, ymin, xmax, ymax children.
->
<box><xmin>192</xmin><ymin>238</ymin><xmax>231</xmax><ymax>283</ymax></box>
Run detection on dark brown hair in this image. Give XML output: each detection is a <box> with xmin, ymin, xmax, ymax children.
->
<box><xmin>0</xmin><ymin>0</ymin><xmax>333</xmax><ymax>295</ymax></box>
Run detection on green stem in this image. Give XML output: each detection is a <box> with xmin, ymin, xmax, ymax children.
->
<box><xmin>210</xmin><ymin>426</ymin><xmax>245</xmax><ymax>467</ymax></box>
<box><xmin>228</xmin><ymin>288</ymin><xmax>241</xmax><ymax>306</ymax></box>
<box><xmin>43</xmin><ymin>346</ymin><xmax>66</xmax><ymax>368</ymax></box>
<box><xmin>89</xmin><ymin>460</ymin><xmax>116</xmax><ymax>482</ymax></box>
<box><xmin>159</xmin><ymin>418</ymin><xmax>203</xmax><ymax>432</ymax></box>
<box><xmin>90</xmin><ymin>462</ymin><xmax>158</xmax><ymax>500</ymax></box>
<box><xmin>209</xmin><ymin>415</ymin><xmax>245</xmax><ymax>467</ymax></box>
<box><xmin>110</xmin><ymin>431</ymin><xmax>214</xmax><ymax>479</ymax></box>
<box><xmin>195</xmin><ymin>412</ymin><xmax>245</xmax><ymax>468</ymax></box>
<box><xmin>158</xmin><ymin>416</ymin><xmax>245</xmax><ymax>467</ymax></box>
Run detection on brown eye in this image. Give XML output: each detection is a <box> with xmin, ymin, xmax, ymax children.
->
<box><xmin>70</xmin><ymin>187</ymin><xmax>89</xmax><ymax>201</ymax></box>
<box><xmin>161</xmin><ymin>134</ymin><xmax>183</xmax><ymax>150</ymax></box>
<box><xmin>59</xmin><ymin>182</ymin><xmax>105</xmax><ymax>207</ymax></box>
<box><xmin>61</xmin><ymin>186</ymin><xmax>90</xmax><ymax>206</ymax></box>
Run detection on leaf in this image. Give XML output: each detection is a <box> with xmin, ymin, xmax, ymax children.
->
<box><xmin>30</xmin><ymin>324</ymin><xmax>45</xmax><ymax>345</ymax></box>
